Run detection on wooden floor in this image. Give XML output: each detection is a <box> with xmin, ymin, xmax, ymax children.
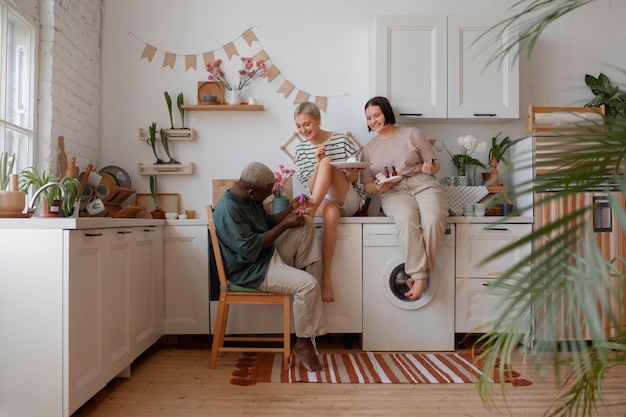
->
<box><xmin>73</xmin><ymin>335</ymin><xmax>626</xmax><ymax>417</ymax></box>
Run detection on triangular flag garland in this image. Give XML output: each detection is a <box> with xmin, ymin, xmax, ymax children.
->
<box><xmin>129</xmin><ymin>27</ymin><xmax>348</xmax><ymax>112</ymax></box>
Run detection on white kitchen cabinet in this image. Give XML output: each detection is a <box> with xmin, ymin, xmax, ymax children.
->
<box><xmin>163</xmin><ymin>224</ymin><xmax>209</xmax><ymax>334</ymax></box>
<box><xmin>0</xmin><ymin>223</ymin><xmax>164</xmax><ymax>417</ymax></box>
<box><xmin>209</xmin><ymin>222</ymin><xmax>362</xmax><ymax>334</ymax></box>
<box><xmin>68</xmin><ymin>226</ymin><xmax>163</xmax><ymax>414</ymax></box>
<box><xmin>455</xmin><ymin>223</ymin><xmax>531</xmax><ymax>333</ymax></box>
<box><xmin>370</xmin><ymin>15</ymin><xmax>518</xmax><ymax>120</ymax></box>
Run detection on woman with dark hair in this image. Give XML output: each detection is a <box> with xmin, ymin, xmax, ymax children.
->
<box><xmin>361</xmin><ymin>96</ymin><xmax>448</xmax><ymax>300</ymax></box>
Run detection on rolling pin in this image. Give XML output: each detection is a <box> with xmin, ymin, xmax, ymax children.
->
<box><xmin>59</xmin><ymin>136</ymin><xmax>68</xmax><ymax>176</ymax></box>
<box><xmin>81</xmin><ymin>163</ymin><xmax>94</xmax><ymax>188</ymax></box>
<box><xmin>66</xmin><ymin>156</ymin><xmax>79</xmax><ymax>179</ymax></box>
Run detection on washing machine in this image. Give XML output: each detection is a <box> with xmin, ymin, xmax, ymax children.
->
<box><xmin>362</xmin><ymin>223</ymin><xmax>455</xmax><ymax>351</ymax></box>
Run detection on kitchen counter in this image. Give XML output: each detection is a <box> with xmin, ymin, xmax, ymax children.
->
<box><xmin>318</xmin><ymin>215</ymin><xmax>534</xmax><ymax>224</ymax></box>
<box><xmin>0</xmin><ymin>217</ymin><xmax>207</xmax><ymax>229</ymax></box>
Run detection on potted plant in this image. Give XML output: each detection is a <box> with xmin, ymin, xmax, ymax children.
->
<box><xmin>19</xmin><ymin>166</ymin><xmax>82</xmax><ymax>217</ymax></box>
<box><xmin>149</xmin><ymin>175</ymin><xmax>165</xmax><ymax>219</ymax></box>
<box><xmin>0</xmin><ymin>151</ymin><xmax>26</xmax><ymax>215</ymax></box>
<box><xmin>482</xmin><ymin>132</ymin><xmax>513</xmax><ymax>185</ymax></box>
<box><xmin>584</xmin><ymin>72</ymin><xmax>626</xmax><ymax>121</ymax></box>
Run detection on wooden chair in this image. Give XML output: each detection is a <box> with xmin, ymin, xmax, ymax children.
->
<box><xmin>206</xmin><ymin>205</ymin><xmax>291</xmax><ymax>369</ymax></box>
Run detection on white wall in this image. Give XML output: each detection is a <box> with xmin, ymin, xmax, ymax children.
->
<box><xmin>100</xmin><ymin>0</ymin><xmax>626</xmax><ymax>217</ymax></box>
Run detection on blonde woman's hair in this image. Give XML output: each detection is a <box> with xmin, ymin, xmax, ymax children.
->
<box><xmin>294</xmin><ymin>101</ymin><xmax>321</xmax><ymax>119</ymax></box>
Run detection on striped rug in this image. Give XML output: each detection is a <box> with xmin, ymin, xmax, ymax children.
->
<box><xmin>231</xmin><ymin>352</ymin><xmax>531</xmax><ymax>385</ymax></box>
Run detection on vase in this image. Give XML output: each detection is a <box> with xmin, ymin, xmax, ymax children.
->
<box><xmin>456</xmin><ymin>163</ymin><xmax>476</xmax><ymax>186</ymax></box>
<box><xmin>225</xmin><ymin>89</ymin><xmax>242</xmax><ymax>105</ymax></box>
<box><xmin>265</xmin><ymin>196</ymin><xmax>290</xmax><ymax>214</ymax></box>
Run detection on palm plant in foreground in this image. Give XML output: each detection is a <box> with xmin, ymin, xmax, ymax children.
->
<box><xmin>473</xmin><ymin>2</ymin><xmax>626</xmax><ymax>415</ymax></box>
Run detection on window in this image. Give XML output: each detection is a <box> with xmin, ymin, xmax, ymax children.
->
<box><xmin>0</xmin><ymin>1</ymin><xmax>35</xmax><ymax>173</ymax></box>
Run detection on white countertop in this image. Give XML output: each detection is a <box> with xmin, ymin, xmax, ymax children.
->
<box><xmin>0</xmin><ymin>215</ymin><xmax>531</xmax><ymax>229</ymax></box>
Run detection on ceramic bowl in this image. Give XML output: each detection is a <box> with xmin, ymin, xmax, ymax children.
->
<box><xmin>165</xmin><ymin>212</ymin><xmax>178</xmax><ymax>219</ymax></box>
<box><xmin>202</xmin><ymin>95</ymin><xmax>218</xmax><ymax>103</ymax></box>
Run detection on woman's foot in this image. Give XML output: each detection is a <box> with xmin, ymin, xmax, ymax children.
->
<box><xmin>405</xmin><ymin>277</ymin><xmax>428</xmax><ymax>300</ymax></box>
<box><xmin>293</xmin><ymin>337</ymin><xmax>324</xmax><ymax>371</ymax></box>
<box><xmin>321</xmin><ymin>276</ymin><xmax>335</xmax><ymax>303</ymax></box>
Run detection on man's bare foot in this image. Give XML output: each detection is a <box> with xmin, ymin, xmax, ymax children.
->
<box><xmin>293</xmin><ymin>337</ymin><xmax>324</xmax><ymax>372</ymax></box>
<box><xmin>321</xmin><ymin>276</ymin><xmax>335</xmax><ymax>303</ymax></box>
<box><xmin>405</xmin><ymin>277</ymin><xmax>428</xmax><ymax>300</ymax></box>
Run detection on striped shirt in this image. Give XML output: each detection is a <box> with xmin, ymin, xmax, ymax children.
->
<box><xmin>294</xmin><ymin>132</ymin><xmax>367</xmax><ymax>207</ymax></box>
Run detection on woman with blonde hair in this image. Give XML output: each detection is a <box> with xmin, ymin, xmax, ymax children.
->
<box><xmin>293</xmin><ymin>102</ymin><xmax>366</xmax><ymax>302</ymax></box>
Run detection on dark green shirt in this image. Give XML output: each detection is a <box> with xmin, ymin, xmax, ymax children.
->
<box><xmin>213</xmin><ymin>191</ymin><xmax>275</xmax><ymax>288</ymax></box>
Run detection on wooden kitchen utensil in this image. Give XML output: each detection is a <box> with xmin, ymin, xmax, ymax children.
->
<box><xmin>66</xmin><ymin>156</ymin><xmax>79</xmax><ymax>178</ymax></box>
<box><xmin>58</xmin><ymin>136</ymin><xmax>68</xmax><ymax>176</ymax></box>
<box><xmin>81</xmin><ymin>164</ymin><xmax>94</xmax><ymax>189</ymax></box>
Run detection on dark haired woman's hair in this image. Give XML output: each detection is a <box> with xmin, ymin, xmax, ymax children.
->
<box><xmin>364</xmin><ymin>96</ymin><xmax>396</xmax><ymax>131</ymax></box>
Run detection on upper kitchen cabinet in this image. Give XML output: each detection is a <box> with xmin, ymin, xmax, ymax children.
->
<box><xmin>370</xmin><ymin>15</ymin><xmax>519</xmax><ymax>121</ymax></box>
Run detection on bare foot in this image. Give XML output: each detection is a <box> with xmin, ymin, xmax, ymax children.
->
<box><xmin>405</xmin><ymin>277</ymin><xmax>428</xmax><ymax>300</ymax></box>
<box><xmin>321</xmin><ymin>275</ymin><xmax>335</xmax><ymax>303</ymax></box>
<box><xmin>293</xmin><ymin>337</ymin><xmax>324</xmax><ymax>372</ymax></box>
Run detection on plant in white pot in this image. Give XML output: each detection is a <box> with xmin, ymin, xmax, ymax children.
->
<box><xmin>0</xmin><ymin>151</ymin><xmax>26</xmax><ymax>215</ymax></box>
<box><xmin>19</xmin><ymin>166</ymin><xmax>82</xmax><ymax>217</ymax></box>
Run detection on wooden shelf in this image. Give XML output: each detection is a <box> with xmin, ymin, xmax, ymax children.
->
<box><xmin>181</xmin><ymin>104</ymin><xmax>264</xmax><ymax>111</ymax></box>
<box><xmin>138</xmin><ymin>163</ymin><xmax>194</xmax><ymax>176</ymax></box>
<box><xmin>138</xmin><ymin>128</ymin><xmax>195</xmax><ymax>141</ymax></box>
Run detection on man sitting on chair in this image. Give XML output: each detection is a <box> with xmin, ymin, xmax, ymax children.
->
<box><xmin>213</xmin><ymin>161</ymin><xmax>326</xmax><ymax>371</ymax></box>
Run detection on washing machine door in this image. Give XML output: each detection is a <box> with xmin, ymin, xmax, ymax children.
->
<box><xmin>382</xmin><ymin>256</ymin><xmax>438</xmax><ymax>310</ymax></box>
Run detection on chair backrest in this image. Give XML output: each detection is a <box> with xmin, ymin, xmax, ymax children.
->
<box><xmin>206</xmin><ymin>205</ymin><xmax>229</xmax><ymax>289</ymax></box>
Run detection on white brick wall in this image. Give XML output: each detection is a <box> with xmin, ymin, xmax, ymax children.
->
<box><xmin>18</xmin><ymin>0</ymin><xmax>102</xmax><ymax>175</ymax></box>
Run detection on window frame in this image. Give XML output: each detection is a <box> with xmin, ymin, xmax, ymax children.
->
<box><xmin>0</xmin><ymin>0</ymin><xmax>36</xmax><ymax>173</ymax></box>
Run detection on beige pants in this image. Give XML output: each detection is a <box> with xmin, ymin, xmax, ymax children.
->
<box><xmin>258</xmin><ymin>216</ymin><xmax>326</xmax><ymax>338</ymax></box>
<box><xmin>381</xmin><ymin>174</ymin><xmax>448</xmax><ymax>280</ymax></box>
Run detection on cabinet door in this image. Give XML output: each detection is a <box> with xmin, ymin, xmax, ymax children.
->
<box><xmin>130</xmin><ymin>226</ymin><xmax>164</xmax><ymax>357</ymax></box>
<box><xmin>67</xmin><ymin>229</ymin><xmax>108</xmax><ymax>414</ymax></box>
<box><xmin>455</xmin><ymin>277</ymin><xmax>517</xmax><ymax>333</ymax></box>
<box><xmin>104</xmin><ymin>228</ymin><xmax>134</xmax><ymax>379</ymax></box>
<box><xmin>163</xmin><ymin>225</ymin><xmax>209</xmax><ymax>334</ymax></box>
<box><xmin>456</xmin><ymin>223</ymin><xmax>531</xmax><ymax>277</ymax></box>
<box><xmin>371</xmin><ymin>15</ymin><xmax>447</xmax><ymax>118</ymax></box>
<box><xmin>316</xmin><ymin>223</ymin><xmax>363</xmax><ymax>333</ymax></box>
<box><xmin>447</xmin><ymin>16</ymin><xmax>519</xmax><ymax>119</ymax></box>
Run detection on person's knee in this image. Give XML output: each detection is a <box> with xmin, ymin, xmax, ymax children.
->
<box><xmin>322</xmin><ymin>204</ymin><xmax>341</xmax><ymax>223</ymax></box>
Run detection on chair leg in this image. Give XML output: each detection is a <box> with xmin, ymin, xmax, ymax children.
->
<box><xmin>210</xmin><ymin>297</ymin><xmax>228</xmax><ymax>368</ymax></box>
<box><xmin>282</xmin><ymin>296</ymin><xmax>291</xmax><ymax>369</ymax></box>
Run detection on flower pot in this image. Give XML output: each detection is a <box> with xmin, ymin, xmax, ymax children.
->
<box><xmin>265</xmin><ymin>196</ymin><xmax>290</xmax><ymax>214</ymax></box>
<box><xmin>151</xmin><ymin>210</ymin><xmax>166</xmax><ymax>219</ymax></box>
<box><xmin>40</xmin><ymin>199</ymin><xmax>63</xmax><ymax>217</ymax></box>
<box><xmin>0</xmin><ymin>190</ymin><xmax>26</xmax><ymax>215</ymax></box>
<box><xmin>225</xmin><ymin>89</ymin><xmax>242</xmax><ymax>105</ymax></box>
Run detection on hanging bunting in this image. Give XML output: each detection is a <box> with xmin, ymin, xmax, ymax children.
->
<box><xmin>185</xmin><ymin>55</ymin><xmax>197</xmax><ymax>71</ymax></box>
<box><xmin>223</xmin><ymin>42</ymin><xmax>238</xmax><ymax>59</ymax></box>
<box><xmin>253</xmin><ymin>50</ymin><xmax>269</xmax><ymax>62</ymax></box>
<box><xmin>265</xmin><ymin>65</ymin><xmax>280</xmax><ymax>82</ymax></box>
<box><xmin>129</xmin><ymin>27</ymin><xmax>347</xmax><ymax>110</ymax></box>
<box><xmin>278</xmin><ymin>81</ymin><xmax>295</xmax><ymax>98</ymax></box>
<box><xmin>293</xmin><ymin>90</ymin><xmax>309</xmax><ymax>105</ymax></box>
<box><xmin>163</xmin><ymin>52</ymin><xmax>176</xmax><ymax>69</ymax></box>
<box><xmin>141</xmin><ymin>44</ymin><xmax>156</xmax><ymax>62</ymax></box>
<box><xmin>314</xmin><ymin>96</ymin><xmax>327</xmax><ymax>113</ymax></box>
<box><xmin>242</xmin><ymin>28</ymin><xmax>258</xmax><ymax>47</ymax></box>
<box><xmin>202</xmin><ymin>51</ymin><xmax>216</xmax><ymax>67</ymax></box>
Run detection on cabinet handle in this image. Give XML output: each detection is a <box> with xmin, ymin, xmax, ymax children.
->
<box><xmin>473</xmin><ymin>113</ymin><xmax>496</xmax><ymax>117</ymax></box>
<box><xmin>117</xmin><ymin>230</ymin><xmax>132</xmax><ymax>235</ymax></box>
<box><xmin>84</xmin><ymin>232</ymin><xmax>103</xmax><ymax>237</ymax></box>
<box><xmin>399</xmin><ymin>113</ymin><xmax>422</xmax><ymax>117</ymax></box>
<box><xmin>484</xmin><ymin>227</ymin><xmax>509</xmax><ymax>231</ymax></box>
<box><xmin>143</xmin><ymin>228</ymin><xmax>156</xmax><ymax>232</ymax></box>
<box><xmin>482</xmin><ymin>281</ymin><xmax>490</xmax><ymax>286</ymax></box>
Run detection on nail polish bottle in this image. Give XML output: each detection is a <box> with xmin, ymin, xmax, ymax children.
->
<box><xmin>391</xmin><ymin>166</ymin><xmax>397</xmax><ymax>176</ymax></box>
<box><xmin>384</xmin><ymin>166</ymin><xmax>390</xmax><ymax>178</ymax></box>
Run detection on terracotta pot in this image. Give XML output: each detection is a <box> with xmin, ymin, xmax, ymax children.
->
<box><xmin>151</xmin><ymin>210</ymin><xmax>166</xmax><ymax>219</ymax></box>
<box><xmin>0</xmin><ymin>190</ymin><xmax>26</xmax><ymax>215</ymax></box>
<box><xmin>40</xmin><ymin>199</ymin><xmax>63</xmax><ymax>217</ymax></box>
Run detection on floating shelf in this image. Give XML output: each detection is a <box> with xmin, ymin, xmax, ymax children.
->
<box><xmin>181</xmin><ymin>104</ymin><xmax>264</xmax><ymax>111</ymax></box>
<box><xmin>138</xmin><ymin>163</ymin><xmax>194</xmax><ymax>176</ymax></box>
<box><xmin>138</xmin><ymin>128</ymin><xmax>195</xmax><ymax>141</ymax></box>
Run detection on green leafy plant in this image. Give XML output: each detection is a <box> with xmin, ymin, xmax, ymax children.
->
<box><xmin>164</xmin><ymin>91</ymin><xmax>174</xmax><ymax>129</ymax></box>
<box><xmin>147</xmin><ymin>122</ymin><xmax>163</xmax><ymax>164</ymax></box>
<box><xmin>177</xmin><ymin>92</ymin><xmax>185</xmax><ymax>128</ymax></box>
<box><xmin>584</xmin><ymin>72</ymin><xmax>626</xmax><ymax>120</ymax></box>
<box><xmin>149</xmin><ymin>175</ymin><xmax>160</xmax><ymax>211</ymax></box>
<box><xmin>19</xmin><ymin>166</ymin><xmax>82</xmax><ymax>216</ymax></box>
<box><xmin>487</xmin><ymin>132</ymin><xmax>514</xmax><ymax>167</ymax></box>
<box><xmin>160</xmin><ymin>128</ymin><xmax>178</xmax><ymax>164</ymax></box>
<box><xmin>1</xmin><ymin>151</ymin><xmax>16</xmax><ymax>190</ymax></box>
